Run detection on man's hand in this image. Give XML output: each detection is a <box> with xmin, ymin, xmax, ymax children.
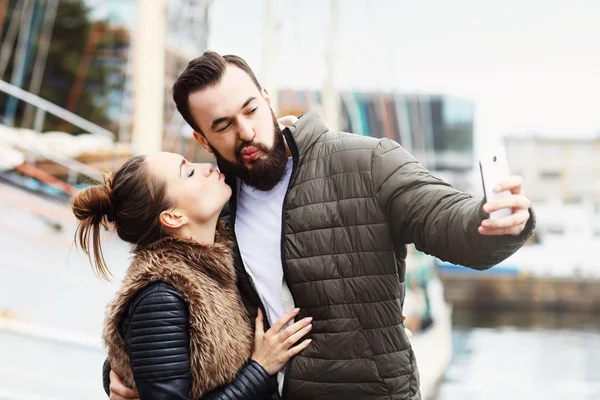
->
<box><xmin>479</xmin><ymin>175</ymin><xmax>531</xmax><ymax>236</ymax></box>
<box><xmin>109</xmin><ymin>370</ymin><xmax>139</xmax><ymax>400</ymax></box>
<box><xmin>277</xmin><ymin>115</ymin><xmax>298</xmax><ymax>127</ymax></box>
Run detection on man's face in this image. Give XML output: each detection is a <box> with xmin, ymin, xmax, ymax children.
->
<box><xmin>189</xmin><ymin>65</ymin><xmax>287</xmax><ymax>191</ymax></box>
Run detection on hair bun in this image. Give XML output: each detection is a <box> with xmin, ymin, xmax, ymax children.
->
<box><xmin>72</xmin><ymin>185</ymin><xmax>115</xmax><ymax>224</ymax></box>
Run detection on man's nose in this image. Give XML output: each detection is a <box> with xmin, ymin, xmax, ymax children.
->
<box><xmin>237</xmin><ymin>118</ymin><xmax>255</xmax><ymax>142</ymax></box>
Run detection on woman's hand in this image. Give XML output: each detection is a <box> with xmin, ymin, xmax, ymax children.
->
<box><xmin>251</xmin><ymin>308</ymin><xmax>312</xmax><ymax>375</ymax></box>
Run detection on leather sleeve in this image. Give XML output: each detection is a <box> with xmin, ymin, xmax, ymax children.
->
<box><xmin>200</xmin><ymin>360</ymin><xmax>277</xmax><ymax>400</ymax></box>
<box><xmin>127</xmin><ymin>284</ymin><xmax>191</xmax><ymax>400</ymax></box>
<box><xmin>125</xmin><ymin>282</ymin><xmax>277</xmax><ymax>400</ymax></box>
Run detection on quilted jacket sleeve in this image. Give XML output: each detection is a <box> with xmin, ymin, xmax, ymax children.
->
<box><xmin>371</xmin><ymin>138</ymin><xmax>535</xmax><ymax>270</ymax></box>
<box><xmin>114</xmin><ymin>282</ymin><xmax>277</xmax><ymax>399</ymax></box>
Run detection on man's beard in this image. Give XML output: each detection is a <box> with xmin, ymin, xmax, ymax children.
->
<box><xmin>210</xmin><ymin>111</ymin><xmax>288</xmax><ymax>191</ymax></box>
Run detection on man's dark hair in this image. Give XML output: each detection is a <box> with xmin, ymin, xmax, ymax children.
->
<box><xmin>172</xmin><ymin>51</ymin><xmax>261</xmax><ymax>134</ymax></box>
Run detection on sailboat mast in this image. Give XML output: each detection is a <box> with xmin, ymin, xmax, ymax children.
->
<box><xmin>23</xmin><ymin>0</ymin><xmax>59</xmax><ymax>128</ymax></box>
<box><xmin>322</xmin><ymin>0</ymin><xmax>339</xmax><ymax>131</ymax></box>
<box><xmin>260</xmin><ymin>0</ymin><xmax>279</xmax><ymax>115</ymax></box>
<box><xmin>132</xmin><ymin>0</ymin><xmax>166</xmax><ymax>154</ymax></box>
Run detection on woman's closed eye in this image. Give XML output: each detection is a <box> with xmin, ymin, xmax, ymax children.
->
<box><xmin>188</xmin><ymin>169</ymin><xmax>195</xmax><ymax>177</ymax></box>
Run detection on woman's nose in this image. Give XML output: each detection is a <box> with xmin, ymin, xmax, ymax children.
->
<box><xmin>196</xmin><ymin>163</ymin><xmax>213</xmax><ymax>176</ymax></box>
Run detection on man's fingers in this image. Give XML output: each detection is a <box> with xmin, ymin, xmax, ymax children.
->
<box><xmin>110</xmin><ymin>394</ymin><xmax>135</xmax><ymax>400</ymax></box>
<box><xmin>481</xmin><ymin>209</ymin><xmax>530</xmax><ymax>229</ymax></box>
<box><xmin>109</xmin><ymin>384</ymin><xmax>138</xmax><ymax>400</ymax></box>
<box><xmin>478</xmin><ymin>222</ymin><xmax>526</xmax><ymax>236</ymax></box>
<box><xmin>277</xmin><ymin>115</ymin><xmax>298</xmax><ymax>126</ymax></box>
<box><xmin>494</xmin><ymin>175</ymin><xmax>524</xmax><ymax>195</ymax></box>
<box><xmin>109</xmin><ymin>370</ymin><xmax>139</xmax><ymax>399</ymax></box>
<box><xmin>484</xmin><ymin>195</ymin><xmax>530</xmax><ymax>213</ymax></box>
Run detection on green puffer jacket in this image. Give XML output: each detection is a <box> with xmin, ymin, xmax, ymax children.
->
<box><xmin>223</xmin><ymin>112</ymin><xmax>535</xmax><ymax>400</ymax></box>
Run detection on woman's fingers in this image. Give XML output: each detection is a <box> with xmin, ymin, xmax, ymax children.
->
<box><xmin>254</xmin><ymin>308</ymin><xmax>264</xmax><ymax>337</ymax></box>
<box><xmin>280</xmin><ymin>317</ymin><xmax>312</xmax><ymax>340</ymax></box>
<box><xmin>284</xmin><ymin>322</ymin><xmax>313</xmax><ymax>347</ymax></box>
<box><xmin>269</xmin><ymin>308</ymin><xmax>300</xmax><ymax>334</ymax></box>
<box><xmin>287</xmin><ymin>339</ymin><xmax>312</xmax><ymax>357</ymax></box>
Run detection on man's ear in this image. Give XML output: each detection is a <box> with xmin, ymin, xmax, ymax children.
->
<box><xmin>262</xmin><ymin>88</ymin><xmax>271</xmax><ymax>105</ymax></box>
<box><xmin>193</xmin><ymin>131</ymin><xmax>212</xmax><ymax>154</ymax></box>
<box><xmin>159</xmin><ymin>209</ymin><xmax>188</xmax><ymax>230</ymax></box>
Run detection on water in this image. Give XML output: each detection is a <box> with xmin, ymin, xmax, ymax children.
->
<box><xmin>436</xmin><ymin>309</ymin><xmax>600</xmax><ymax>400</ymax></box>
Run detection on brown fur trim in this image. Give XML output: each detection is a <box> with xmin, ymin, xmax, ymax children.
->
<box><xmin>103</xmin><ymin>225</ymin><xmax>253</xmax><ymax>398</ymax></box>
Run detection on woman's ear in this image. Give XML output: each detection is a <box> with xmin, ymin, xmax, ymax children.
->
<box><xmin>159</xmin><ymin>209</ymin><xmax>188</xmax><ymax>230</ymax></box>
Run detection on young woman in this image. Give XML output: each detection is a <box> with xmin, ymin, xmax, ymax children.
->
<box><xmin>72</xmin><ymin>152</ymin><xmax>312</xmax><ymax>399</ymax></box>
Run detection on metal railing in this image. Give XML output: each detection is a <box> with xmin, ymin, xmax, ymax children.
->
<box><xmin>0</xmin><ymin>79</ymin><xmax>116</xmax><ymax>186</ymax></box>
<box><xmin>0</xmin><ymin>79</ymin><xmax>114</xmax><ymax>138</ymax></box>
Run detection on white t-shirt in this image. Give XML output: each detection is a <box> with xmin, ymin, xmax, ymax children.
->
<box><xmin>234</xmin><ymin>158</ymin><xmax>296</xmax><ymax>394</ymax></box>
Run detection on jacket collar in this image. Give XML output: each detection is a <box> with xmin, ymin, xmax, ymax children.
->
<box><xmin>284</xmin><ymin>111</ymin><xmax>329</xmax><ymax>158</ymax></box>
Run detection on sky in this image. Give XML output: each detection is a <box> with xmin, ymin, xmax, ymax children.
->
<box><xmin>83</xmin><ymin>0</ymin><xmax>600</xmax><ymax>156</ymax></box>
<box><xmin>87</xmin><ymin>0</ymin><xmax>136</xmax><ymax>28</ymax></box>
<box><xmin>207</xmin><ymin>0</ymin><xmax>600</xmax><ymax>154</ymax></box>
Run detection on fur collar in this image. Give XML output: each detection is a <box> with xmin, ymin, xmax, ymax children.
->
<box><xmin>103</xmin><ymin>225</ymin><xmax>253</xmax><ymax>398</ymax></box>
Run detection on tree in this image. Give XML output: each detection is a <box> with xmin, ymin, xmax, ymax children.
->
<box><xmin>0</xmin><ymin>0</ymin><xmax>127</xmax><ymax>134</ymax></box>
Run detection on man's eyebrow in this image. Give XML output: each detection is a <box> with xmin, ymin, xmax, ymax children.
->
<box><xmin>210</xmin><ymin>97</ymin><xmax>256</xmax><ymax>130</ymax></box>
<box><xmin>241</xmin><ymin>96</ymin><xmax>256</xmax><ymax>109</ymax></box>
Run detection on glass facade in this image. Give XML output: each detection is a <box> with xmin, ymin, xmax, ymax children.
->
<box><xmin>279</xmin><ymin>90</ymin><xmax>475</xmax><ymax>174</ymax></box>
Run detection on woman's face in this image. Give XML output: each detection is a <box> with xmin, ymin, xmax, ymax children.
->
<box><xmin>145</xmin><ymin>152</ymin><xmax>231</xmax><ymax>225</ymax></box>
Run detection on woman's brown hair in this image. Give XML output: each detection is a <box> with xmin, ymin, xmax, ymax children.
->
<box><xmin>72</xmin><ymin>155</ymin><xmax>174</xmax><ymax>280</ymax></box>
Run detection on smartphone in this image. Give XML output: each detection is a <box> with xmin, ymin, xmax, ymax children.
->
<box><xmin>479</xmin><ymin>146</ymin><xmax>512</xmax><ymax>219</ymax></box>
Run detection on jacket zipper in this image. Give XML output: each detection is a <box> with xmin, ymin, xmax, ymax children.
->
<box><xmin>280</xmin><ymin>127</ymin><xmax>301</xmax><ymax>399</ymax></box>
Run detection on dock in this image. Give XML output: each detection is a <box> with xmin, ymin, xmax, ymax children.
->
<box><xmin>439</xmin><ymin>272</ymin><xmax>600</xmax><ymax>312</ymax></box>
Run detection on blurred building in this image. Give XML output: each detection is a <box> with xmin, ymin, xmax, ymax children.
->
<box><xmin>86</xmin><ymin>0</ymin><xmax>212</xmax><ymax>156</ymax></box>
<box><xmin>91</xmin><ymin>24</ymin><xmax>131</xmax><ymax>124</ymax></box>
<box><xmin>162</xmin><ymin>0</ymin><xmax>212</xmax><ymax>156</ymax></box>
<box><xmin>279</xmin><ymin>90</ymin><xmax>475</xmax><ymax>190</ymax></box>
<box><xmin>504</xmin><ymin>136</ymin><xmax>600</xmax><ymax>204</ymax></box>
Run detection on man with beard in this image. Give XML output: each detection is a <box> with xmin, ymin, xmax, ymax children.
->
<box><xmin>106</xmin><ymin>52</ymin><xmax>535</xmax><ymax>400</ymax></box>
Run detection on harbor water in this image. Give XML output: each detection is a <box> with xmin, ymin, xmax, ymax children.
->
<box><xmin>435</xmin><ymin>309</ymin><xmax>600</xmax><ymax>399</ymax></box>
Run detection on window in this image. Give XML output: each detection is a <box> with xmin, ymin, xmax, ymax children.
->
<box><xmin>540</xmin><ymin>171</ymin><xmax>562</xmax><ymax>179</ymax></box>
<box><xmin>547</xmin><ymin>227</ymin><xmax>565</xmax><ymax>235</ymax></box>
